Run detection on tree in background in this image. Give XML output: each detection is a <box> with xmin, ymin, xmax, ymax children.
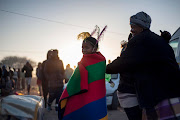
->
<box><xmin>0</xmin><ymin>56</ymin><xmax>36</xmax><ymax>68</ymax></box>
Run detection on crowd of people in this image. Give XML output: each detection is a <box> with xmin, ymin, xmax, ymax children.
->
<box><xmin>1</xmin><ymin>11</ymin><xmax>180</xmax><ymax>120</ymax></box>
<box><xmin>0</xmin><ymin>65</ymin><xmax>27</xmax><ymax>96</ymax></box>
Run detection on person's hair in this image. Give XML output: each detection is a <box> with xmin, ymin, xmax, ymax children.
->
<box><xmin>160</xmin><ymin>30</ymin><xmax>171</xmax><ymax>43</ymax></box>
<box><xmin>51</xmin><ymin>49</ymin><xmax>59</xmax><ymax>59</ymax></box>
<box><xmin>66</xmin><ymin>64</ymin><xmax>70</xmax><ymax>68</ymax></box>
<box><xmin>83</xmin><ymin>37</ymin><xmax>98</xmax><ymax>48</ymax></box>
<box><xmin>47</xmin><ymin>50</ymin><xmax>52</xmax><ymax>59</ymax></box>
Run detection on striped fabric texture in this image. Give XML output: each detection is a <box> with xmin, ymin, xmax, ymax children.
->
<box><xmin>58</xmin><ymin>52</ymin><xmax>108</xmax><ymax>120</ymax></box>
<box><xmin>143</xmin><ymin>97</ymin><xmax>180</xmax><ymax>120</ymax></box>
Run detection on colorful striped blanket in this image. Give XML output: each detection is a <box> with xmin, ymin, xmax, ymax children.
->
<box><xmin>58</xmin><ymin>52</ymin><xmax>108</xmax><ymax>120</ymax></box>
<box><xmin>142</xmin><ymin>97</ymin><xmax>180</xmax><ymax>120</ymax></box>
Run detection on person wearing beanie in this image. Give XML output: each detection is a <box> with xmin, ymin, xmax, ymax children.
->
<box><xmin>106</xmin><ymin>11</ymin><xmax>180</xmax><ymax>120</ymax></box>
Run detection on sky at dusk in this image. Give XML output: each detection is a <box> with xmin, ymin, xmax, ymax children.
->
<box><xmin>1</xmin><ymin>0</ymin><xmax>180</xmax><ymax>68</ymax></box>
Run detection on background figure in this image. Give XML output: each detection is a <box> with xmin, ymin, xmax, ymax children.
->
<box><xmin>0</xmin><ymin>67</ymin><xmax>2</xmax><ymax>81</ymax></box>
<box><xmin>17</xmin><ymin>68</ymin><xmax>21</xmax><ymax>90</ymax></box>
<box><xmin>107</xmin><ymin>34</ymin><xmax>142</xmax><ymax>120</ymax></box>
<box><xmin>1</xmin><ymin>65</ymin><xmax>14</xmax><ymax>96</ymax></box>
<box><xmin>64</xmin><ymin>64</ymin><xmax>73</xmax><ymax>83</ymax></box>
<box><xmin>36</xmin><ymin>62</ymin><xmax>42</xmax><ymax>96</ymax></box>
<box><xmin>105</xmin><ymin>60</ymin><xmax>112</xmax><ymax>83</ymax></box>
<box><xmin>20</xmin><ymin>69</ymin><xmax>25</xmax><ymax>90</ymax></box>
<box><xmin>120</xmin><ymin>40</ymin><xmax>128</xmax><ymax>55</ymax></box>
<box><xmin>1</xmin><ymin>65</ymin><xmax>9</xmax><ymax>90</ymax></box>
<box><xmin>44</xmin><ymin>49</ymin><xmax>65</xmax><ymax>111</ymax></box>
<box><xmin>22</xmin><ymin>61</ymin><xmax>33</xmax><ymax>95</ymax></box>
<box><xmin>41</xmin><ymin>50</ymin><xmax>52</xmax><ymax>108</ymax></box>
<box><xmin>13</xmin><ymin>68</ymin><xmax>18</xmax><ymax>91</ymax></box>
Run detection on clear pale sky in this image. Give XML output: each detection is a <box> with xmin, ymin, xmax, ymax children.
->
<box><xmin>1</xmin><ymin>0</ymin><xmax>180</xmax><ymax>68</ymax></box>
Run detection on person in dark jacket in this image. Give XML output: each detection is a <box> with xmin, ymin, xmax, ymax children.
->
<box><xmin>22</xmin><ymin>61</ymin><xmax>33</xmax><ymax>95</ymax></box>
<box><xmin>41</xmin><ymin>50</ymin><xmax>52</xmax><ymax>108</ymax></box>
<box><xmin>106</xmin><ymin>11</ymin><xmax>180</xmax><ymax>120</ymax></box>
<box><xmin>115</xmin><ymin>34</ymin><xmax>142</xmax><ymax>120</ymax></box>
<box><xmin>44</xmin><ymin>49</ymin><xmax>65</xmax><ymax>111</ymax></box>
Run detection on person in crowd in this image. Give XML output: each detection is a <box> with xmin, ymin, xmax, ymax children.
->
<box><xmin>44</xmin><ymin>49</ymin><xmax>65</xmax><ymax>111</ymax></box>
<box><xmin>36</xmin><ymin>62</ymin><xmax>42</xmax><ymax>96</ymax></box>
<box><xmin>1</xmin><ymin>65</ymin><xmax>14</xmax><ymax>96</ymax></box>
<box><xmin>64</xmin><ymin>64</ymin><xmax>73</xmax><ymax>83</ymax></box>
<box><xmin>58</xmin><ymin>29</ymin><xmax>108</xmax><ymax>120</ymax></box>
<box><xmin>22</xmin><ymin>61</ymin><xmax>33</xmax><ymax>95</ymax></box>
<box><xmin>1</xmin><ymin>65</ymin><xmax>9</xmax><ymax>88</ymax></box>
<box><xmin>106</xmin><ymin>11</ymin><xmax>180</xmax><ymax>120</ymax></box>
<box><xmin>20</xmin><ymin>68</ymin><xmax>25</xmax><ymax>90</ymax></box>
<box><xmin>118</xmin><ymin>34</ymin><xmax>142</xmax><ymax>120</ymax></box>
<box><xmin>17</xmin><ymin>68</ymin><xmax>21</xmax><ymax>90</ymax></box>
<box><xmin>41</xmin><ymin>50</ymin><xmax>52</xmax><ymax>108</ymax></box>
<box><xmin>120</xmin><ymin>40</ymin><xmax>128</xmax><ymax>55</ymax></box>
<box><xmin>105</xmin><ymin>60</ymin><xmax>112</xmax><ymax>83</ymax></box>
<box><xmin>0</xmin><ymin>66</ymin><xmax>2</xmax><ymax>80</ymax></box>
<box><xmin>13</xmin><ymin>68</ymin><xmax>18</xmax><ymax>91</ymax></box>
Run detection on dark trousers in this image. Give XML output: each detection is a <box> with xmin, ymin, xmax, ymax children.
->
<box><xmin>145</xmin><ymin>107</ymin><xmax>158</xmax><ymax>120</ymax></box>
<box><xmin>124</xmin><ymin>105</ymin><xmax>142</xmax><ymax>120</ymax></box>
<box><xmin>48</xmin><ymin>87</ymin><xmax>63</xmax><ymax>107</ymax></box>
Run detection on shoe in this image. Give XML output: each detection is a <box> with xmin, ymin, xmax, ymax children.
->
<box><xmin>47</xmin><ymin>106</ymin><xmax>52</xmax><ymax>111</ymax></box>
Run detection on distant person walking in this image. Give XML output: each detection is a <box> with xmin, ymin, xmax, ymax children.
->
<box><xmin>17</xmin><ymin>68</ymin><xmax>21</xmax><ymax>90</ymax></box>
<box><xmin>64</xmin><ymin>64</ymin><xmax>73</xmax><ymax>83</ymax></box>
<box><xmin>44</xmin><ymin>49</ymin><xmax>65</xmax><ymax>111</ymax></box>
<box><xmin>20</xmin><ymin>68</ymin><xmax>25</xmax><ymax>90</ymax></box>
<box><xmin>36</xmin><ymin>62</ymin><xmax>42</xmax><ymax>96</ymax></box>
<box><xmin>41</xmin><ymin>50</ymin><xmax>52</xmax><ymax>108</ymax></box>
<box><xmin>22</xmin><ymin>61</ymin><xmax>33</xmax><ymax>95</ymax></box>
<box><xmin>13</xmin><ymin>68</ymin><xmax>18</xmax><ymax>91</ymax></box>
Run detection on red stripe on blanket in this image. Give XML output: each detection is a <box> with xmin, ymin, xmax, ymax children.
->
<box><xmin>80</xmin><ymin>52</ymin><xmax>105</xmax><ymax>67</ymax></box>
<box><xmin>60</xmin><ymin>88</ymin><xmax>69</xmax><ymax>100</ymax></box>
<box><xmin>79</xmin><ymin>63</ymin><xmax>88</xmax><ymax>90</ymax></box>
<box><xmin>63</xmin><ymin>79</ymin><xmax>106</xmax><ymax>116</ymax></box>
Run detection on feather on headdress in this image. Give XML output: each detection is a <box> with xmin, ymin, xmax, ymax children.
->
<box><xmin>77</xmin><ymin>25</ymin><xmax>107</xmax><ymax>44</ymax></box>
<box><xmin>77</xmin><ymin>32</ymin><xmax>90</xmax><ymax>40</ymax></box>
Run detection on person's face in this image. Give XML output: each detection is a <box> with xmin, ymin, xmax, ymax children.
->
<box><xmin>130</xmin><ymin>24</ymin><xmax>143</xmax><ymax>37</ymax></box>
<box><xmin>82</xmin><ymin>41</ymin><xmax>96</xmax><ymax>54</ymax></box>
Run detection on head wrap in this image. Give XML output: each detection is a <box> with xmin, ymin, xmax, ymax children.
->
<box><xmin>130</xmin><ymin>11</ymin><xmax>151</xmax><ymax>29</ymax></box>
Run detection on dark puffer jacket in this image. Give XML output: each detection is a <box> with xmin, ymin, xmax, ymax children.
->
<box><xmin>106</xmin><ymin>29</ymin><xmax>180</xmax><ymax>108</ymax></box>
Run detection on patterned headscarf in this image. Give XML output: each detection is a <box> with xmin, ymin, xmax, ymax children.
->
<box><xmin>130</xmin><ymin>11</ymin><xmax>151</xmax><ymax>29</ymax></box>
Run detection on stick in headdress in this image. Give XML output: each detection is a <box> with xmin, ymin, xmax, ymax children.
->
<box><xmin>97</xmin><ymin>25</ymin><xmax>107</xmax><ymax>42</ymax></box>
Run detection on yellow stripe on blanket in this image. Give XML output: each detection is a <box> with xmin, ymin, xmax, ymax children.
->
<box><xmin>61</xmin><ymin>99</ymin><xmax>67</xmax><ymax>109</ymax></box>
<box><xmin>99</xmin><ymin>115</ymin><xmax>108</xmax><ymax>120</ymax></box>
